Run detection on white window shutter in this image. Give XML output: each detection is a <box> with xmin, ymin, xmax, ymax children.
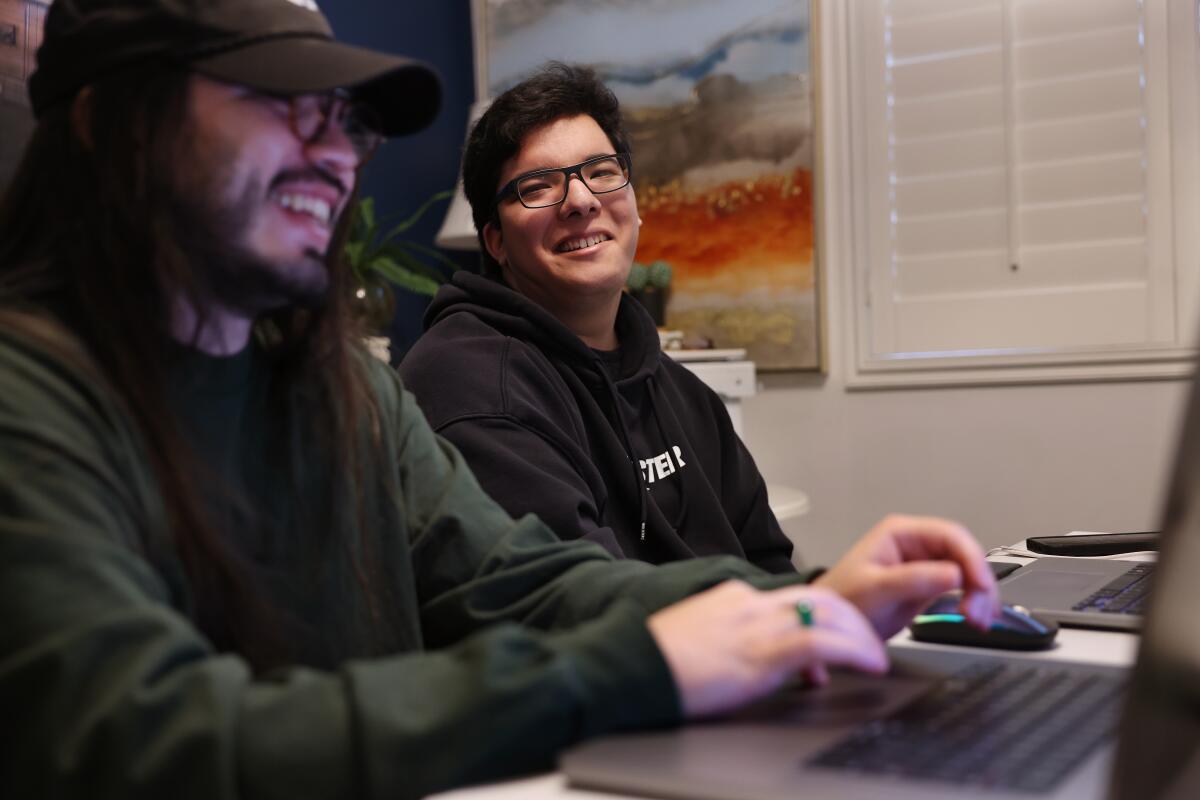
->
<box><xmin>847</xmin><ymin>0</ymin><xmax>1200</xmax><ymax>383</ymax></box>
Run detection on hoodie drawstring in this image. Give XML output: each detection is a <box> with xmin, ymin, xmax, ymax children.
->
<box><xmin>595</xmin><ymin>356</ymin><xmax>649</xmax><ymax>541</ymax></box>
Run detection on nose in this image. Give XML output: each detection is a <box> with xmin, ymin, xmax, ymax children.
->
<box><xmin>558</xmin><ymin>174</ymin><xmax>600</xmax><ymax>218</ymax></box>
<box><xmin>305</xmin><ymin>120</ymin><xmax>361</xmax><ymax>183</ymax></box>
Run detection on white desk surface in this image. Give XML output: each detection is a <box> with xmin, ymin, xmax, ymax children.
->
<box><xmin>429</xmin><ymin>547</ymin><xmax>1142</xmax><ymax>800</ymax></box>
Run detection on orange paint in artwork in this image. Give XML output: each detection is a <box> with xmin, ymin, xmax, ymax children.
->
<box><xmin>634</xmin><ymin>168</ymin><xmax>814</xmax><ymax>294</ymax></box>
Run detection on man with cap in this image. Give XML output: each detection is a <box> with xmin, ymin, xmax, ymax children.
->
<box><xmin>0</xmin><ymin>1</ymin><xmax>998</xmax><ymax>798</ymax></box>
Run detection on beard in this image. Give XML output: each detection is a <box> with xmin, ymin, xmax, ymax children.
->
<box><xmin>167</xmin><ymin>138</ymin><xmax>343</xmax><ymax>319</ymax></box>
<box><xmin>172</xmin><ymin>179</ymin><xmax>333</xmax><ymax>315</ymax></box>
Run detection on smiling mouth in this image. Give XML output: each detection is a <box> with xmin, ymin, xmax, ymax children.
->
<box><xmin>558</xmin><ymin>233</ymin><xmax>611</xmax><ymax>253</ymax></box>
<box><xmin>271</xmin><ymin>190</ymin><xmax>333</xmax><ymax>227</ymax></box>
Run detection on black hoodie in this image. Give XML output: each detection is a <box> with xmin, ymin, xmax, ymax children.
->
<box><xmin>400</xmin><ymin>271</ymin><xmax>796</xmax><ymax>574</ymax></box>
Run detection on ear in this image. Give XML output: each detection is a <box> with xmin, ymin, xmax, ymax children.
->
<box><xmin>482</xmin><ymin>220</ymin><xmax>507</xmax><ymax>268</ymax></box>
<box><xmin>69</xmin><ymin>87</ymin><xmax>95</xmax><ymax>150</ymax></box>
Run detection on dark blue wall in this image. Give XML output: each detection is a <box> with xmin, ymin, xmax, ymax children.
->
<box><xmin>322</xmin><ymin>0</ymin><xmax>478</xmax><ymax>357</ymax></box>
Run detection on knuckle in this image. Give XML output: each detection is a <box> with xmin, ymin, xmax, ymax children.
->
<box><xmin>718</xmin><ymin>579</ymin><xmax>753</xmax><ymax>599</ymax></box>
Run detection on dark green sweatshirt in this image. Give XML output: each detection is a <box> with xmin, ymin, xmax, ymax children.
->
<box><xmin>0</xmin><ymin>321</ymin><xmax>808</xmax><ymax>800</ymax></box>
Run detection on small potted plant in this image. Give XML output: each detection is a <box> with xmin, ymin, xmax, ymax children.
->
<box><xmin>626</xmin><ymin>259</ymin><xmax>672</xmax><ymax>326</ymax></box>
<box><xmin>343</xmin><ymin>192</ymin><xmax>458</xmax><ymax>333</ymax></box>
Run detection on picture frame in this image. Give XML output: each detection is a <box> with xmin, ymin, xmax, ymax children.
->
<box><xmin>470</xmin><ymin>0</ymin><xmax>823</xmax><ymax>371</ymax></box>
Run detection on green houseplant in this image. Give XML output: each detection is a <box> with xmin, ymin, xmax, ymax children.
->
<box><xmin>343</xmin><ymin>192</ymin><xmax>458</xmax><ymax>332</ymax></box>
<box><xmin>626</xmin><ymin>259</ymin><xmax>672</xmax><ymax>326</ymax></box>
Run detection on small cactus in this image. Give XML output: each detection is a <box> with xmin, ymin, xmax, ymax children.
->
<box><xmin>627</xmin><ymin>262</ymin><xmax>649</xmax><ymax>291</ymax></box>
<box><xmin>647</xmin><ymin>260</ymin><xmax>672</xmax><ymax>289</ymax></box>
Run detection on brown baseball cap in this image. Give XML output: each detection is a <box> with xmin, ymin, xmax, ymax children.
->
<box><xmin>28</xmin><ymin>0</ymin><xmax>441</xmax><ymax>137</ymax></box>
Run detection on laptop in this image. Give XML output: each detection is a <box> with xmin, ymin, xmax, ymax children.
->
<box><xmin>561</xmin><ymin>376</ymin><xmax>1200</xmax><ymax>800</ymax></box>
<box><xmin>997</xmin><ymin>556</ymin><xmax>1154</xmax><ymax>632</ymax></box>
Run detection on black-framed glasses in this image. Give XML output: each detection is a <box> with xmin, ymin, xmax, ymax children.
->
<box><xmin>493</xmin><ymin>153</ymin><xmax>632</xmax><ymax>209</ymax></box>
<box><xmin>285</xmin><ymin>89</ymin><xmax>384</xmax><ymax>163</ymax></box>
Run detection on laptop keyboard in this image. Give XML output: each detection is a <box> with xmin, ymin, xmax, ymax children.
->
<box><xmin>1072</xmin><ymin>563</ymin><xmax>1155</xmax><ymax>615</ymax></box>
<box><xmin>808</xmin><ymin>662</ymin><xmax>1124</xmax><ymax>793</ymax></box>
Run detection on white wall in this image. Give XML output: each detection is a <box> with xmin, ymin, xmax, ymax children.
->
<box><xmin>741</xmin><ymin>2</ymin><xmax>1193</xmax><ymax>567</ymax></box>
<box><xmin>745</xmin><ymin>355</ymin><xmax>1188</xmax><ymax>568</ymax></box>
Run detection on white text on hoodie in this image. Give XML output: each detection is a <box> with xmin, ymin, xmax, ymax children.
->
<box><xmin>639</xmin><ymin>446</ymin><xmax>688</xmax><ymax>485</ymax></box>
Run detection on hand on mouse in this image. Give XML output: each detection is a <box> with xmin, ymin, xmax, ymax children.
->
<box><xmin>647</xmin><ymin>581</ymin><xmax>888</xmax><ymax>719</ymax></box>
<box><xmin>813</xmin><ymin>514</ymin><xmax>1001</xmax><ymax>639</ymax></box>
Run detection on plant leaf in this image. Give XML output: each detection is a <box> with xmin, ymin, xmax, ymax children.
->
<box><xmin>358</xmin><ymin>197</ymin><xmax>377</xmax><ymax>235</ymax></box>
<box><xmin>395</xmin><ymin>240</ymin><xmax>462</xmax><ymax>275</ymax></box>
<box><xmin>384</xmin><ymin>247</ymin><xmax>450</xmax><ymax>284</ymax></box>
<box><xmin>378</xmin><ymin>189</ymin><xmax>454</xmax><ymax>242</ymax></box>
<box><xmin>368</xmin><ymin>256</ymin><xmax>441</xmax><ymax>296</ymax></box>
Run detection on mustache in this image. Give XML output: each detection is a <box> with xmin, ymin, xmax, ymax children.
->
<box><xmin>270</xmin><ymin>166</ymin><xmax>348</xmax><ymax>198</ymax></box>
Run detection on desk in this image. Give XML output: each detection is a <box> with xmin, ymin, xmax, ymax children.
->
<box><xmin>429</xmin><ymin>555</ymin><xmax>1140</xmax><ymax>800</ymax></box>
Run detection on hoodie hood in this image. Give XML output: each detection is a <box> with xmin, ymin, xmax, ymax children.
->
<box><xmin>424</xmin><ymin>272</ymin><xmax>662</xmax><ymax>386</ymax></box>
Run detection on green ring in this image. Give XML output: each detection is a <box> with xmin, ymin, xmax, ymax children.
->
<box><xmin>796</xmin><ymin>600</ymin><xmax>815</xmax><ymax>628</ymax></box>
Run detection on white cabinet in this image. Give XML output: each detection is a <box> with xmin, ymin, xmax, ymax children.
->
<box><xmin>668</xmin><ymin>349</ymin><xmax>755</xmax><ymax>435</ymax></box>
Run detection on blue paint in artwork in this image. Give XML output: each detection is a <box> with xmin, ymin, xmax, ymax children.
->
<box><xmin>487</xmin><ymin>0</ymin><xmax>811</xmax><ymax>98</ymax></box>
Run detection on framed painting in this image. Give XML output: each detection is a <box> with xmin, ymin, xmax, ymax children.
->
<box><xmin>472</xmin><ymin>0</ymin><xmax>821</xmax><ymax>370</ymax></box>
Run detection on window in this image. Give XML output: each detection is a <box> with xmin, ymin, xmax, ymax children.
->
<box><xmin>843</xmin><ymin>0</ymin><xmax>1200</xmax><ymax>385</ymax></box>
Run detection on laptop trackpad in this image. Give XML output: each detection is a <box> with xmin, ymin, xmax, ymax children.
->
<box><xmin>727</xmin><ymin>672</ymin><xmax>931</xmax><ymax>726</ymax></box>
<box><xmin>1003</xmin><ymin>564</ymin><xmax>1119</xmax><ymax>607</ymax></box>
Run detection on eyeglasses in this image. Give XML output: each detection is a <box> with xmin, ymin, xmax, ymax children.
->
<box><xmin>283</xmin><ymin>89</ymin><xmax>384</xmax><ymax>163</ymax></box>
<box><xmin>493</xmin><ymin>153</ymin><xmax>632</xmax><ymax>210</ymax></box>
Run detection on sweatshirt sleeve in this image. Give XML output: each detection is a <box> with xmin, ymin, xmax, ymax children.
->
<box><xmin>432</xmin><ymin>411</ymin><xmax>632</xmax><ymax>556</ymax></box>
<box><xmin>0</xmin><ymin>339</ymin><xmax>801</xmax><ymax>800</ymax></box>
<box><xmin>678</xmin><ymin>370</ymin><xmax>797</xmax><ymax>575</ymax></box>
<box><xmin>720</xmin><ymin>423</ymin><xmax>799</xmax><ymax>575</ymax></box>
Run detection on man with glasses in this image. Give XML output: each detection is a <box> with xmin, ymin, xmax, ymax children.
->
<box><xmin>0</xmin><ymin>3</ymin><xmax>1001</xmax><ymax>798</ymax></box>
<box><xmin>402</xmin><ymin>60</ymin><xmax>998</xmax><ymax>632</ymax></box>
<box><xmin>402</xmin><ymin>62</ymin><xmax>802</xmax><ymax>572</ymax></box>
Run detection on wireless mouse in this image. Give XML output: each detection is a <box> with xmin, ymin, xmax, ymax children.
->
<box><xmin>909</xmin><ymin>594</ymin><xmax>1058</xmax><ymax>650</ymax></box>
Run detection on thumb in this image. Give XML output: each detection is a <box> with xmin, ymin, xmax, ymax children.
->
<box><xmin>874</xmin><ymin>560</ymin><xmax>962</xmax><ymax>605</ymax></box>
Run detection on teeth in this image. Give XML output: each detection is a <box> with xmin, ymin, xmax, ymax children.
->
<box><xmin>560</xmin><ymin>234</ymin><xmax>610</xmax><ymax>253</ymax></box>
<box><xmin>275</xmin><ymin>192</ymin><xmax>332</xmax><ymax>225</ymax></box>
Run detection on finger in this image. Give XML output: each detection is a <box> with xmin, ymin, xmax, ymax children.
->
<box><xmin>960</xmin><ymin>587</ymin><xmax>1002</xmax><ymax>630</ymax></box>
<box><xmin>803</xmin><ymin>663</ymin><xmax>830</xmax><ymax>687</ymax></box>
<box><xmin>757</xmin><ymin>586</ymin><xmax>868</xmax><ymax>639</ymax></box>
<box><xmin>924</xmin><ymin>525</ymin><xmax>1002</xmax><ymax>626</ymax></box>
<box><xmin>768</xmin><ymin>627</ymin><xmax>889</xmax><ymax>677</ymax></box>
<box><xmin>876</xmin><ymin>560</ymin><xmax>962</xmax><ymax>604</ymax></box>
<box><xmin>798</xmin><ymin>589</ymin><xmax>887</xmax><ymax>649</ymax></box>
<box><xmin>761</xmin><ymin>590</ymin><xmax>891</xmax><ymax>679</ymax></box>
<box><xmin>891</xmin><ymin>517</ymin><xmax>999</xmax><ymax>617</ymax></box>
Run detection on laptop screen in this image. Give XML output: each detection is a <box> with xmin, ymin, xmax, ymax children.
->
<box><xmin>1111</xmin><ymin>364</ymin><xmax>1200</xmax><ymax>798</ymax></box>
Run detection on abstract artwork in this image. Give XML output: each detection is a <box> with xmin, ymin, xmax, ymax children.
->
<box><xmin>477</xmin><ymin>0</ymin><xmax>819</xmax><ymax>370</ymax></box>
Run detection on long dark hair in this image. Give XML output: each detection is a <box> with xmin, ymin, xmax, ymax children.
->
<box><xmin>0</xmin><ymin>67</ymin><xmax>389</xmax><ymax>671</ymax></box>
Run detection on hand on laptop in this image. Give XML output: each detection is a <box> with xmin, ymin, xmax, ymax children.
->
<box><xmin>813</xmin><ymin>514</ymin><xmax>1000</xmax><ymax>639</ymax></box>
<box><xmin>646</xmin><ymin>581</ymin><xmax>888</xmax><ymax>718</ymax></box>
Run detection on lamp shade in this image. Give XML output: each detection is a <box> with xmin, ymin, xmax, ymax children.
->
<box><xmin>434</xmin><ymin>99</ymin><xmax>491</xmax><ymax>251</ymax></box>
<box><xmin>434</xmin><ymin>180</ymin><xmax>480</xmax><ymax>250</ymax></box>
